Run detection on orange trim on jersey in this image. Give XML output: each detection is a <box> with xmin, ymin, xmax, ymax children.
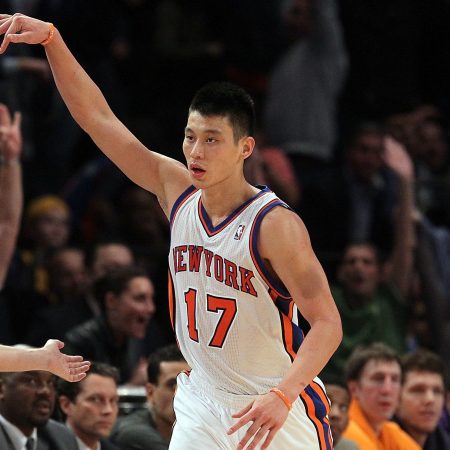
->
<box><xmin>300</xmin><ymin>390</ymin><xmax>332</xmax><ymax>450</ymax></box>
<box><xmin>197</xmin><ymin>190</ymin><xmax>272</xmax><ymax>237</ymax></box>
<box><xmin>249</xmin><ymin>199</ymin><xmax>291</xmax><ymax>299</ymax></box>
<box><xmin>168</xmin><ymin>270</ymin><xmax>175</xmax><ymax>330</ymax></box>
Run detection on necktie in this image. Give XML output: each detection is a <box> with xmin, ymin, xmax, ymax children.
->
<box><xmin>25</xmin><ymin>437</ymin><xmax>34</xmax><ymax>450</ymax></box>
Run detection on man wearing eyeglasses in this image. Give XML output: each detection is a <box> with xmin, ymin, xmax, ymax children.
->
<box><xmin>0</xmin><ymin>369</ymin><xmax>78</xmax><ymax>450</ymax></box>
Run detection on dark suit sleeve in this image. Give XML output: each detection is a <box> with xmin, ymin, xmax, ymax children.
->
<box><xmin>112</xmin><ymin>425</ymin><xmax>168</xmax><ymax>450</ymax></box>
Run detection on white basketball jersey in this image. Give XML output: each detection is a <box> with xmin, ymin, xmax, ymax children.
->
<box><xmin>168</xmin><ymin>185</ymin><xmax>306</xmax><ymax>398</ymax></box>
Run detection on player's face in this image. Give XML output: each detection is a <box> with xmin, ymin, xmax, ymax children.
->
<box><xmin>63</xmin><ymin>374</ymin><xmax>119</xmax><ymax>442</ymax></box>
<box><xmin>147</xmin><ymin>361</ymin><xmax>190</xmax><ymax>425</ymax></box>
<box><xmin>183</xmin><ymin>112</ymin><xmax>252</xmax><ymax>189</ymax></box>
<box><xmin>110</xmin><ymin>276</ymin><xmax>155</xmax><ymax>339</ymax></box>
<box><xmin>396</xmin><ymin>371</ymin><xmax>445</xmax><ymax>434</ymax></box>
<box><xmin>326</xmin><ymin>384</ymin><xmax>350</xmax><ymax>444</ymax></box>
<box><xmin>349</xmin><ymin>359</ymin><xmax>401</xmax><ymax>428</ymax></box>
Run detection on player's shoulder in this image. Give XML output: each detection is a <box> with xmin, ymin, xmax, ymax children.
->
<box><xmin>259</xmin><ymin>202</ymin><xmax>306</xmax><ymax>234</ymax></box>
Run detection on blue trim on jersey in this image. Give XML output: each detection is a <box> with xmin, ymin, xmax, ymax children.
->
<box><xmin>303</xmin><ymin>385</ymin><xmax>333</xmax><ymax>450</ymax></box>
<box><xmin>170</xmin><ymin>185</ymin><xmax>197</xmax><ymax>226</ymax></box>
<box><xmin>275</xmin><ymin>298</ymin><xmax>304</xmax><ymax>353</ymax></box>
<box><xmin>251</xmin><ymin>201</ymin><xmax>291</xmax><ymax>298</ymax></box>
<box><xmin>199</xmin><ymin>185</ymin><xmax>271</xmax><ymax>236</ymax></box>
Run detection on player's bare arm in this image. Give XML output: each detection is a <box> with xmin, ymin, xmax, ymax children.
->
<box><xmin>0</xmin><ymin>13</ymin><xmax>191</xmax><ymax>216</ymax></box>
<box><xmin>229</xmin><ymin>206</ymin><xmax>342</xmax><ymax>450</ymax></box>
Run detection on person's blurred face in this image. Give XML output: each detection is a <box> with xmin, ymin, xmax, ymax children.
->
<box><xmin>326</xmin><ymin>384</ymin><xmax>350</xmax><ymax>444</ymax></box>
<box><xmin>397</xmin><ymin>371</ymin><xmax>445</xmax><ymax>435</ymax></box>
<box><xmin>61</xmin><ymin>374</ymin><xmax>119</xmax><ymax>445</ymax></box>
<box><xmin>338</xmin><ymin>245</ymin><xmax>380</xmax><ymax>299</ymax></box>
<box><xmin>92</xmin><ymin>244</ymin><xmax>134</xmax><ymax>279</ymax></box>
<box><xmin>417</xmin><ymin>122</ymin><xmax>448</xmax><ymax>171</ymax></box>
<box><xmin>147</xmin><ymin>360</ymin><xmax>190</xmax><ymax>426</ymax></box>
<box><xmin>347</xmin><ymin>132</ymin><xmax>384</xmax><ymax>182</ymax></box>
<box><xmin>33</xmin><ymin>210</ymin><xmax>70</xmax><ymax>249</ymax></box>
<box><xmin>107</xmin><ymin>276</ymin><xmax>155</xmax><ymax>339</ymax></box>
<box><xmin>0</xmin><ymin>371</ymin><xmax>56</xmax><ymax>435</ymax></box>
<box><xmin>349</xmin><ymin>359</ymin><xmax>401</xmax><ymax>429</ymax></box>
<box><xmin>49</xmin><ymin>249</ymin><xmax>87</xmax><ymax>298</ymax></box>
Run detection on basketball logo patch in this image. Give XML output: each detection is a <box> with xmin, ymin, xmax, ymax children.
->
<box><xmin>234</xmin><ymin>224</ymin><xmax>246</xmax><ymax>240</ymax></box>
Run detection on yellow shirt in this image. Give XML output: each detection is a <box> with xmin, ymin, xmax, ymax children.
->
<box><xmin>343</xmin><ymin>400</ymin><xmax>421</xmax><ymax>450</ymax></box>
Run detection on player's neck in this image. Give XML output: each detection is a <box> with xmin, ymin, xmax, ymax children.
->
<box><xmin>201</xmin><ymin>179</ymin><xmax>259</xmax><ymax>226</ymax></box>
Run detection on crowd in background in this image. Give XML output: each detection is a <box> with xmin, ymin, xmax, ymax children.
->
<box><xmin>0</xmin><ymin>0</ymin><xmax>450</xmax><ymax>449</ymax></box>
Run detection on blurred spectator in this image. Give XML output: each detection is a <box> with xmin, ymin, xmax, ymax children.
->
<box><xmin>58</xmin><ymin>362</ymin><xmax>121</xmax><ymax>450</ymax></box>
<box><xmin>25</xmin><ymin>247</ymin><xmax>92</xmax><ymax>346</ymax></box>
<box><xmin>322</xmin><ymin>376</ymin><xmax>360</xmax><ymax>449</ymax></box>
<box><xmin>415</xmin><ymin>216</ymin><xmax>450</xmax><ymax>362</ymax></box>
<box><xmin>0</xmin><ymin>369</ymin><xmax>78</xmax><ymax>449</ymax></box>
<box><xmin>87</xmin><ymin>241</ymin><xmax>135</xmax><ymax>281</ymax></box>
<box><xmin>343</xmin><ymin>343</ymin><xmax>421</xmax><ymax>450</ymax></box>
<box><xmin>0</xmin><ymin>103</ymin><xmax>22</xmax><ymax>344</ymax></box>
<box><xmin>300</xmin><ymin>123</ymin><xmax>401</xmax><ymax>274</ymax></box>
<box><xmin>395</xmin><ymin>350</ymin><xmax>450</xmax><ymax>449</ymax></box>
<box><xmin>4</xmin><ymin>194</ymin><xmax>71</xmax><ymax>341</ymax></box>
<box><xmin>111</xmin><ymin>345</ymin><xmax>189</xmax><ymax>450</ymax></box>
<box><xmin>264</xmin><ymin>0</ymin><xmax>348</xmax><ymax>173</ymax></box>
<box><xmin>63</xmin><ymin>267</ymin><xmax>155</xmax><ymax>385</ymax></box>
<box><xmin>323</xmin><ymin>138</ymin><xmax>416</xmax><ymax>377</ymax></box>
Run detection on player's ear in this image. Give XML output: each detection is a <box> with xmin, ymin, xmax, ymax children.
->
<box><xmin>241</xmin><ymin>136</ymin><xmax>255</xmax><ymax>160</ymax></box>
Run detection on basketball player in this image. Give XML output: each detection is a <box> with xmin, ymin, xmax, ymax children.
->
<box><xmin>0</xmin><ymin>14</ymin><xmax>342</xmax><ymax>449</ymax></box>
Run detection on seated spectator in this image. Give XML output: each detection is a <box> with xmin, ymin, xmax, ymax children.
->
<box><xmin>0</xmin><ymin>368</ymin><xmax>77</xmax><ymax>449</ymax></box>
<box><xmin>111</xmin><ymin>344</ymin><xmax>189</xmax><ymax>449</ymax></box>
<box><xmin>58</xmin><ymin>362</ymin><xmax>121</xmax><ymax>450</ymax></box>
<box><xmin>395</xmin><ymin>349</ymin><xmax>450</xmax><ymax>449</ymax></box>
<box><xmin>322</xmin><ymin>375</ymin><xmax>360</xmax><ymax>449</ymax></box>
<box><xmin>63</xmin><ymin>267</ymin><xmax>155</xmax><ymax>384</ymax></box>
<box><xmin>343</xmin><ymin>343</ymin><xmax>421</xmax><ymax>450</ymax></box>
<box><xmin>25</xmin><ymin>247</ymin><xmax>93</xmax><ymax>346</ymax></box>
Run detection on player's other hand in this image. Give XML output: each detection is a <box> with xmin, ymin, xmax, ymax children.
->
<box><xmin>43</xmin><ymin>339</ymin><xmax>91</xmax><ymax>382</ymax></box>
<box><xmin>0</xmin><ymin>13</ymin><xmax>51</xmax><ymax>53</ymax></box>
<box><xmin>227</xmin><ymin>391</ymin><xmax>290</xmax><ymax>449</ymax></box>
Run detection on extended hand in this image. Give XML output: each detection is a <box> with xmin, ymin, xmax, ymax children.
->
<box><xmin>43</xmin><ymin>339</ymin><xmax>91</xmax><ymax>382</ymax></box>
<box><xmin>0</xmin><ymin>13</ymin><xmax>51</xmax><ymax>53</ymax></box>
<box><xmin>227</xmin><ymin>392</ymin><xmax>290</xmax><ymax>449</ymax></box>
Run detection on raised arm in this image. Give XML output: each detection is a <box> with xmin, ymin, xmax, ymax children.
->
<box><xmin>383</xmin><ymin>136</ymin><xmax>416</xmax><ymax>297</ymax></box>
<box><xmin>228</xmin><ymin>207</ymin><xmax>342</xmax><ymax>449</ymax></box>
<box><xmin>0</xmin><ymin>340</ymin><xmax>90</xmax><ymax>382</ymax></box>
<box><xmin>0</xmin><ymin>14</ymin><xmax>191</xmax><ymax>215</ymax></box>
<box><xmin>0</xmin><ymin>104</ymin><xmax>22</xmax><ymax>288</ymax></box>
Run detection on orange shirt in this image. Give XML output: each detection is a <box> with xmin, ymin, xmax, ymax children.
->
<box><xmin>343</xmin><ymin>400</ymin><xmax>421</xmax><ymax>450</ymax></box>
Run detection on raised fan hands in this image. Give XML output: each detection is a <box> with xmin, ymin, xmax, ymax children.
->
<box><xmin>0</xmin><ymin>13</ymin><xmax>51</xmax><ymax>53</ymax></box>
<box><xmin>0</xmin><ymin>104</ymin><xmax>22</xmax><ymax>162</ymax></box>
<box><xmin>43</xmin><ymin>339</ymin><xmax>90</xmax><ymax>382</ymax></box>
<box><xmin>227</xmin><ymin>391</ymin><xmax>290</xmax><ymax>449</ymax></box>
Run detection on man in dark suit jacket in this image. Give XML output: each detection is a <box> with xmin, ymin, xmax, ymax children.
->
<box><xmin>111</xmin><ymin>345</ymin><xmax>189</xmax><ymax>450</ymax></box>
<box><xmin>57</xmin><ymin>362</ymin><xmax>122</xmax><ymax>450</ymax></box>
<box><xmin>0</xmin><ymin>370</ymin><xmax>77</xmax><ymax>450</ymax></box>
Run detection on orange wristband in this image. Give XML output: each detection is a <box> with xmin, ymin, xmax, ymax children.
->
<box><xmin>269</xmin><ymin>388</ymin><xmax>292</xmax><ymax>411</ymax></box>
<box><xmin>41</xmin><ymin>23</ymin><xmax>55</xmax><ymax>46</ymax></box>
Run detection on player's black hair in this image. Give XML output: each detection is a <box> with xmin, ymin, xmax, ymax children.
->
<box><xmin>189</xmin><ymin>82</ymin><xmax>255</xmax><ymax>143</ymax></box>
